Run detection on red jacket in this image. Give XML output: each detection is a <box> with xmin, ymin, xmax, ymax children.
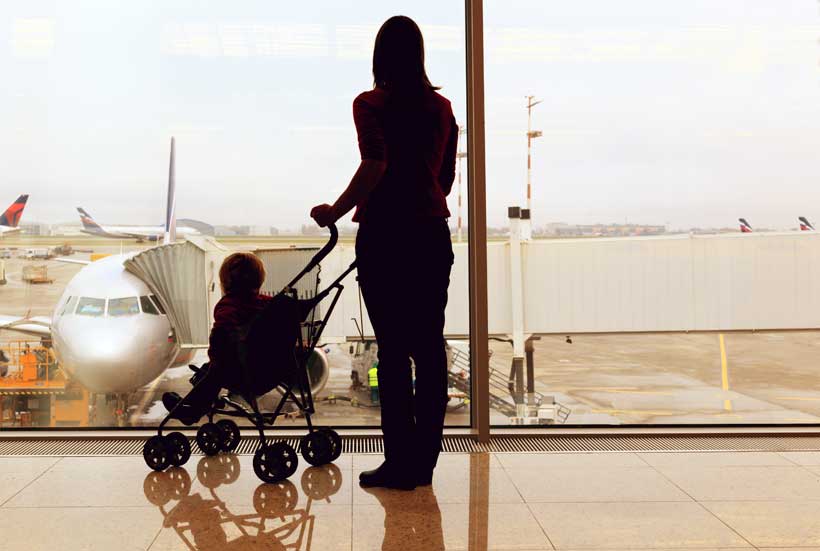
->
<box><xmin>352</xmin><ymin>88</ymin><xmax>458</xmax><ymax>223</ymax></box>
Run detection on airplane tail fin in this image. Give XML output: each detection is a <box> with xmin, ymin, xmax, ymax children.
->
<box><xmin>77</xmin><ymin>207</ymin><xmax>104</xmax><ymax>232</ymax></box>
<box><xmin>739</xmin><ymin>218</ymin><xmax>753</xmax><ymax>233</ymax></box>
<box><xmin>799</xmin><ymin>216</ymin><xmax>815</xmax><ymax>231</ymax></box>
<box><xmin>164</xmin><ymin>137</ymin><xmax>177</xmax><ymax>245</ymax></box>
<box><xmin>0</xmin><ymin>195</ymin><xmax>29</xmax><ymax>227</ymax></box>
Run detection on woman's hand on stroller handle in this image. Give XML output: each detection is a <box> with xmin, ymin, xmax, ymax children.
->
<box><xmin>310</xmin><ymin>203</ymin><xmax>338</xmax><ymax>228</ymax></box>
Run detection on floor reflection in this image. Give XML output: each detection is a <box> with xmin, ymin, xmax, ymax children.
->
<box><xmin>143</xmin><ymin>454</ymin><xmax>343</xmax><ymax>550</ymax></box>
<box><xmin>363</xmin><ymin>486</ymin><xmax>445</xmax><ymax>551</ymax></box>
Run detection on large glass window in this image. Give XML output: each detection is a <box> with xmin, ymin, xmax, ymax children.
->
<box><xmin>0</xmin><ymin>2</ymin><xmax>468</xmax><ymax>429</ymax></box>
<box><xmin>484</xmin><ymin>0</ymin><xmax>820</xmax><ymax>425</ymax></box>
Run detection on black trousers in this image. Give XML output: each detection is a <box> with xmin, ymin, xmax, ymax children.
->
<box><xmin>355</xmin><ymin>218</ymin><xmax>454</xmax><ymax>474</ymax></box>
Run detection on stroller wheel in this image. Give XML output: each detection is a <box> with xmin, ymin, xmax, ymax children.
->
<box><xmin>165</xmin><ymin>467</ymin><xmax>192</xmax><ymax>499</ymax></box>
<box><xmin>300</xmin><ymin>431</ymin><xmax>333</xmax><ymax>467</ymax></box>
<box><xmin>143</xmin><ymin>435</ymin><xmax>170</xmax><ymax>472</ymax></box>
<box><xmin>253</xmin><ymin>442</ymin><xmax>298</xmax><ymax>483</ymax></box>
<box><xmin>196</xmin><ymin>423</ymin><xmax>223</xmax><ymax>456</ymax></box>
<box><xmin>253</xmin><ymin>480</ymin><xmax>298</xmax><ymax>516</ymax></box>
<box><xmin>142</xmin><ymin>471</ymin><xmax>171</xmax><ymax>506</ymax></box>
<box><xmin>216</xmin><ymin>419</ymin><xmax>241</xmax><ymax>452</ymax></box>
<box><xmin>196</xmin><ymin>456</ymin><xmax>224</xmax><ymax>489</ymax></box>
<box><xmin>319</xmin><ymin>428</ymin><xmax>343</xmax><ymax>462</ymax></box>
<box><xmin>301</xmin><ymin>463</ymin><xmax>343</xmax><ymax>500</ymax></box>
<box><xmin>218</xmin><ymin>453</ymin><xmax>241</xmax><ymax>484</ymax></box>
<box><xmin>166</xmin><ymin>432</ymin><xmax>192</xmax><ymax>467</ymax></box>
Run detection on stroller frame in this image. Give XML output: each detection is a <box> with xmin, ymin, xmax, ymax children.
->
<box><xmin>144</xmin><ymin>224</ymin><xmax>357</xmax><ymax>483</ymax></box>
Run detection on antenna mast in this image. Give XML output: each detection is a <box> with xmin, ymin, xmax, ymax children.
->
<box><xmin>457</xmin><ymin>125</ymin><xmax>467</xmax><ymax>243</ymax></box>
<box><xmin>525</xmin><ymin>95</ymin><xmax>543</xmax><ymax>214</ymax></box>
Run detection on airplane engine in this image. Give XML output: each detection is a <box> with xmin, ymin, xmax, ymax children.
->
<box><xmin>172</xmin><ymin>348</ymin><xmax>197</xmax><ymax>368</ymax></box>
<box><xmin>302</xmin><ymin>347</ymin><xmax>330</xmax><ymax>397</ymax></box>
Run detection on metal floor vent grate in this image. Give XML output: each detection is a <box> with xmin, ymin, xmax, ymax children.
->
<box><xmin>2</xmin><ymin>433</ymin><xmax>820</xmax><ymax>456</ymax></box>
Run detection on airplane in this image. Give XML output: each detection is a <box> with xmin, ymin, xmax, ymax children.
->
<box><xmin>77</xmin><ymin>207</ymin><xmax>201</xmax><ymax>242</ymax></box>
<box><xmin>0</xmin><ymin>195</ymin><xmax>29</xmax><ymax>236</ymax></box>
<box><xmin>799</xmin><ymin>216</ymin><xmax>815</xmax><ymax>231</ymax></box>
<box><xmin>0</xmin><ymin>139</ymin><xmax>331</xmax><ymax>398</ymax></box>
<box><xmin>738</xmin><ymin>218</ymin><xmax>753</xmax><ymax>233</ymax></box>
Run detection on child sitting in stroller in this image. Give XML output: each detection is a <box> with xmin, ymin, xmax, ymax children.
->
<box><xmin>162</xmin><ymin>252</ymin><xmax>271</xmax><ymax>424</ymax></box>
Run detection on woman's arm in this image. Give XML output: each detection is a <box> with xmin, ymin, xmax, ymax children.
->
<box><xmin>311</xmin><ymin>158</ymin><xmax>386</xmax><ymax>227</ymax></box>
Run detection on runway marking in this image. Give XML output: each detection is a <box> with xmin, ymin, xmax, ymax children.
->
<box><xmin>551</xmin><ymin>386</ymin><xmax>637</xmax><ymax>392</ymax></box>
<box><xmin>714</xmin><ymin>413</ymin><xmax>744</xmax><ymax>419</ymax></box>
<box><xmin>591</xmin><ymin>409</ymin><xmax>677</xmax><ymax>416</ymax></box>
<box><xmin>560</xmin><ymin>387</ymin><xmax>673</xmax><ymax>396</ymax></box>
<box><xmin>130</xmin><ymin>375</ymin><xmax>165</xmax><ymax>425</ymax></box>
<box><xmin>719</xmin><ymin>333</ymin><xmax>732</xmax><ymax>412</ymax></box>
<box><xmin>775</xmin><ymin>396</ymin><xmax>820</xmax><ymax>402</ymax></box>
<box><xmin>606</xmin><ymin>389</ymin><xmax>674</xmax><ymax>396</ymax></box>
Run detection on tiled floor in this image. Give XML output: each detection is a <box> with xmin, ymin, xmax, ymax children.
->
<box><xmin>2</xmin><ymin>450</ymin><xmax>820</xmax><ymax>550</ymax></box>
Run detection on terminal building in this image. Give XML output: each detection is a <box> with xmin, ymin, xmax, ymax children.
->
<box><xmin>2</xmin><ymin>2</ymin><xmax>820</xmax><ymax>549</ymax></box>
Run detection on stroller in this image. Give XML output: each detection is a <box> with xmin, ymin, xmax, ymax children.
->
<box><xmin>143</xmin><ymin>224</ymin><xmax>357</xmax><ymax>483</ymax></box>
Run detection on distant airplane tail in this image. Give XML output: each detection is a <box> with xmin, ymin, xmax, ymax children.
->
<box><xmin>0</xmin><ymin>195</ymin><xmax>29</xmax><ymax>227</ymax></box>
<box><xmin>739</xmin><ymin>218</ymin><xmax>753</xmax><ymax>233</ymax></box>
<box><xmin>77</xmin><ymin>208</ymin><xmax>104</xmax><ymax>233</ymax></box>
<box><xmin>164</xmin><ymin>137</ymin><xmax>177</xmax><ymax>244</ymax></box>
<box><xmin>799</xmin><ymin>216</ymin><xmax>815</xmax><ymax>231</ymax></box>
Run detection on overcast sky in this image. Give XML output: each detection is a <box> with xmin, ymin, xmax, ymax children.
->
<box><xmin>1</xmin><ymin>1</ymin><xmax>819</xmax><ymax>230</ymax></box>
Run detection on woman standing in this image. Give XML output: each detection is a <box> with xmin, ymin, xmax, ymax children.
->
<box><xmin>311</xmin><ymin>15</ymin><xmax>457</xmax><ymax>490</ymax></box>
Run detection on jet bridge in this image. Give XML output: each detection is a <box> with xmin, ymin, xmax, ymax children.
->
<box><xmin>124</xmin><ymin>240</ymin><xmax>329</xmax><ymax>350</ymax></box>
<box><xmin>254</xmin><ymin>247</ymin><xmax>322</xmax><ymax>312</ymax></box>
<box><xmin>124</xmin><ymin>236</ymin><xmax>229</xmax><ymax>349</ymax></box>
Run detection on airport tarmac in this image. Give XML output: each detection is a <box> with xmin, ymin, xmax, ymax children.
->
<box><xmin>0</xmin><ymin>237</ymin><xmax>469</xmax><ymax>428</ymax></box>
<box><xmin>2</xmin><ymin>236</ymin><xmax>820</xmax><ymax>428</ymax></box>
<box><xmin>489</xmin><ymin>331</ymin><xmax>820</xmax><ymax>425</ymax></box>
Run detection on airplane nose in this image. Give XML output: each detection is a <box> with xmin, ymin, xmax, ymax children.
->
<box><xmin>54</xmin><ymin>318</ymin><xmax>173</xmax><ymax>393</ymax></box>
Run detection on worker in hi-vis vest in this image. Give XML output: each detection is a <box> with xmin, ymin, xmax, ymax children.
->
<box><xmin>368</xmin><ymin>362</ymin><xmax>379</xmax><ymax>405</ymax></box>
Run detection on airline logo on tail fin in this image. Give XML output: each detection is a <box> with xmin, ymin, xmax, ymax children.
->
<box><xmin>739</xmin><ymin>218</ymin><xmax>753</xmax><ymax>233</ymax></box>
<box><xmin>77</xmin><ymin>208</ymin><xmax>104</xmax><ymax>231</ymax></box>
<box><xmin>0</xmin><ymin>195</ymin><xmax>29</xmax><ymax>227</ymax></box>
<box><xmin>799</xmin><ymin>216</ymin><xmax>815</xmax><ymax>231</ymax></box>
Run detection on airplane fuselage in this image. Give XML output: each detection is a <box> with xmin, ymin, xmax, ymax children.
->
<box><xmin>50</xmin><ymin>254</ymin><xmax>186</xmax><ymax>393</ymax></box>
<box><xmin>80</xmin><ymin>225</ymin><xmax>198</xmax><ymax>242</ymax></box>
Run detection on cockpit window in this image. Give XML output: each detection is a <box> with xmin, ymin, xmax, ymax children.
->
<box><xmin>108</xmin><ymin>297</ymin><xmax>140</xmax><ymax>317</ymax></box>
<box><xmin>76</xmin><ymin>297</ymin><xmax>106</xmax><ymax>317</ymax></box>
<box><xmin>139</xmin><ymin>296</ymin><xmax>159</xmax><ymax>315</ymax></box>
<box><xmin>61</xmin><ymin>296</ymin><xmax>78</xmax><ymax>316</ymax></box>
<box><xmin>149</xmin><ymin>295</ymin><xmax>166</xmax><ymax>315</ymax></box>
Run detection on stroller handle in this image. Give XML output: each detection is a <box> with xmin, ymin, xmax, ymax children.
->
<box><xmin>285</xmin><ymin>223</ymin><xmax>339</xmax><ymax>290</ymax></box>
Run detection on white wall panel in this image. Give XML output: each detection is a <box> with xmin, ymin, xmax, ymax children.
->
<box><xmin>315</xmin><ymin>232</ymin><xmax>820</xmax><ymax>341</ymax></box>
<box><xmin>525</xmin><ymin>232</ymin><xmax>820</xmax><ymax>334</ymax></box>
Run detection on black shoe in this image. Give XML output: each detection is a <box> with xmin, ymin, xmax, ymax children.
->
<box><xmin>415</xmin><ymin>470</ymin><xmax>433</xmax><ymax>486</ymax></box>
<box><xmin>162</xmin><ymin>392</ymin><xmax>182</xmax><ymax>412</ymax></box>
<box><xmin>359</xmin><ymin>463</ymin><xmax>416</xmax><ymax>491</ymax></box>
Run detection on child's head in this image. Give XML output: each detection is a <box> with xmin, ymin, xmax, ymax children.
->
<box><xmin>219</xmin><ymin>252</ymin><xmax>266</xmax><ymax>295</ymax></box>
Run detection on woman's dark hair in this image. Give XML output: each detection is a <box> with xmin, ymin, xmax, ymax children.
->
<box><xmin>219</xmin><ymin>252</ymin><xmax>266</xmax><ymax>295</ymax></box>
<box><xmin>373</xmin><ymin>15</ymin><xmax>439</xmax><ymax>93</ymax></box>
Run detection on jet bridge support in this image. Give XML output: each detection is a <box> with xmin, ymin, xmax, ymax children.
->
<box><xmin>506</xmin><ymin>206</ymin><xmax>566</xmax><ymax>424</ymax></box>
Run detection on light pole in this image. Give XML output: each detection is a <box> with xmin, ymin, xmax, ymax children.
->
<box><xmin>457</xmin><ymin>125</ymin><xmax>467</xmax><ymax>243</ymax></box>
<box><xmin>525</xmin><ymin>96</ymin><xmax>542</xmax><ymax>215</ymax></box>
